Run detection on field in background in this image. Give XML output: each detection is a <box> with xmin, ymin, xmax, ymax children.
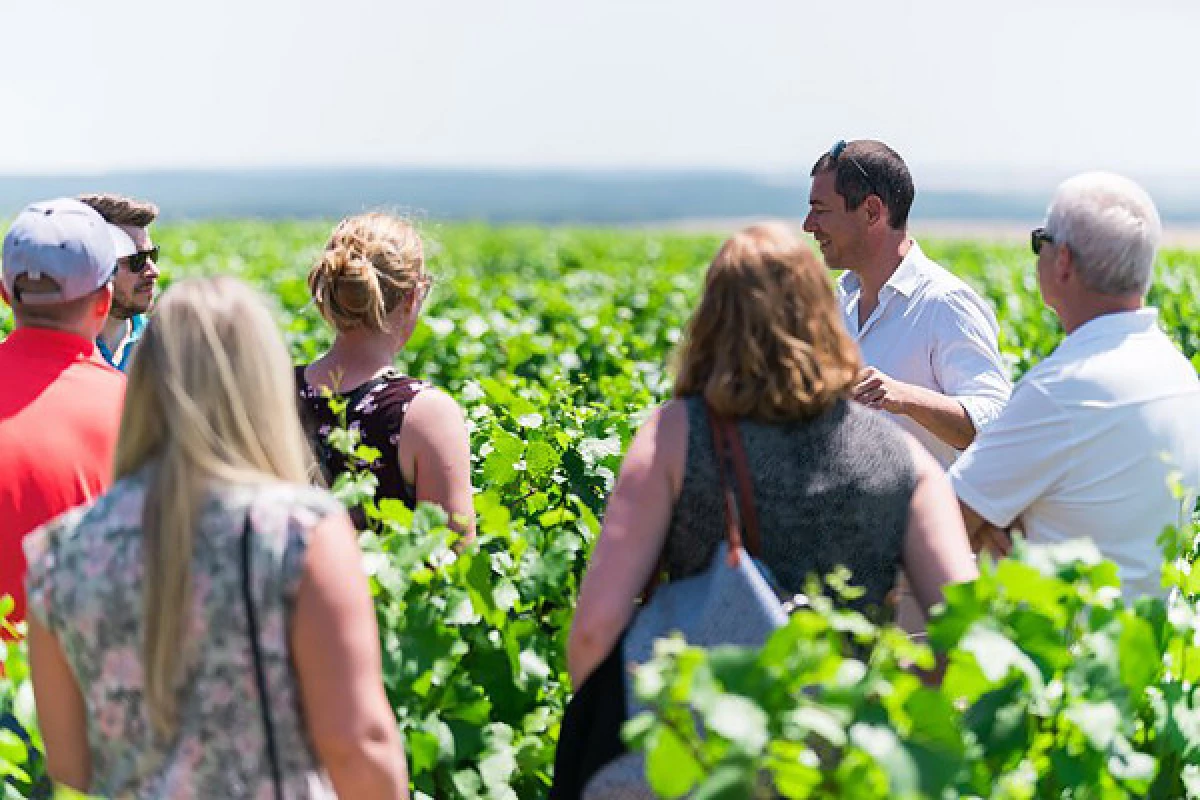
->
<box><xmin>3</xmin><ymin>223</ymin><xmax>1200</xmax><ymax>799</ymax></box>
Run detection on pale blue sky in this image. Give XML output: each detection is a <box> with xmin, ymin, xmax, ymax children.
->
<box><xmin>3</xmin><ymin>0</ymin><xmax>1198</xmax><ymax>191</ymax></box>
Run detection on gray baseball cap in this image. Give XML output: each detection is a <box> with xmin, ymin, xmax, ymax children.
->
<box><xmin>2</xmin><ymin>197</ymin><xmax>137</xmax><ymax>306</ymax></box>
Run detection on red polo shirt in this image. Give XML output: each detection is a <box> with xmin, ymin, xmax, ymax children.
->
<box><xmin>0</xmin><ymin>327</ymin><xmax>125</xmax><ymax>625</ymax></box>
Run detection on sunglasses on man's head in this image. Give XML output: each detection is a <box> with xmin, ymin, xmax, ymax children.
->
<box><xmin>124</xmin><ymin>246</ymin><xmax>160</xmax><ymax>273</ymax></box>
<box><xmin>825</xmin><ymin>142</ymin><xmax>873</xmax><ymax>183</ymax></box>
<box><xmin>1030</xmin><ymin>227</ymin><xmax>1054</xmax><ymax>256</ymax></box>
<box><xmin>828</xmin><ymin>139</ymin><xmax>875</xmax><ymax>192</ymax></box>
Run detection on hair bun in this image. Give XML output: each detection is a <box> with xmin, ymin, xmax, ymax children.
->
<box><xmin>308</xmin><ymin>213</ymin><xmax>425</xmax><ymax>332</ymax></box>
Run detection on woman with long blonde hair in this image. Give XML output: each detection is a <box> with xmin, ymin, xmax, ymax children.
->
<box><xmin>568</xmin><ymin>222</ymin><xmax>978</xmax><ymax>688</ymax></box>
<box><xmin>24</xmin><ymin>277</ymin><xmax>409</xmax><ymax>799</ymax></box>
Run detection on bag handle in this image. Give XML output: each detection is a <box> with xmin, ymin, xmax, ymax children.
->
<box><xmin>708</xmin><ymin>407</ymin><xmax>762</xmax><ymax>561</ymax></box>
<box><xmin>640</xmin><ymin>402</ymin><xmax>761</xmax><ymax>598</ymax></box>
<box><xmin>241</xmin><ymin>515</ymin><xmax>286</xmax><ymax>800</ymax></box>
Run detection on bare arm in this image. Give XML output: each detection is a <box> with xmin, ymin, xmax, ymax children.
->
<box><xmin>292</xmin><ymin>512</ymin><xmax>410</xmax><ymax>800</ymax></box>
<box><xmin>27</xmin><ymin>614</ymin><xmax>90</xmax><ymax>792</ymax></box>
<box><xmin>855</xmin><ymin>369</ymin><xmax>976</xmax><ymax>450</ymax></box>
<box><xmin>900</xmin><ymin>435</ymin><xmax>979</xmax><ymax>615</ymax></box>
<box><xmin>895</xmin><ymin>384</ymin><xmax>977</xmax><ymax>450</ymax></box>
<box><xmin>399</xmin><ymin>388</ymin><xmax>476</xmax><ymax>540</ymax></box>
<box><xmin>567</xmin><ymin>400</ymin><xmax>687</xmax><ymax>689</ymax></box>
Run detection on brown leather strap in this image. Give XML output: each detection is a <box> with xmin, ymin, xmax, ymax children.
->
<box><xmin>709</xmin><ymin>411</ymin><xmax>744</xmax><ymax>566</ymax></box>
<box><xmin>638</xmin><ymin>402</ymin><xmax>760</xmax><ymax>600</ymax></box>
<box><xmin>716</xmin><ymin>415</ymin><xmax>762</xmax><ymax>557</ymax></box>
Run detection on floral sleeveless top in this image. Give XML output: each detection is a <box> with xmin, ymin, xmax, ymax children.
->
<box><xmin>295</xmin><ymin>365</ymin><xmax>429</xmax><ymax>525</ymax></box>
<box><xmin>23</xmin><ymin>471</ymin><xmax>344</xmax><ymax>799</ymax></box>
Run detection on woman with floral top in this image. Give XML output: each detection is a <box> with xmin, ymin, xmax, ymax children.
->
<box><xmin>296</xmin><ymin>213</ymin><xmax>475</xmax><ymax>537</ymax></box>
<box><xmin>24</xmin><ymin>277</ymin><xmax>409</xmax><ymax>799</ymax></box>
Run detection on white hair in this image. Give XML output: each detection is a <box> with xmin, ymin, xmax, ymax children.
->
<box><xmin>1045</xmin><ymin>172</ymin><xmax>1162</xmax><ymax>296</ymax></box>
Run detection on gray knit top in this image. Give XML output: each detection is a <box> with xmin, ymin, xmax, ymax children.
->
<box><xmin>663</xmin><ymin>395</ymin><xmax>918</xmax><ymax>614</ymax></box>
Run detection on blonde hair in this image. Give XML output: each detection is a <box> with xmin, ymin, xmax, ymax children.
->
<box><xmin>674</xmin><ymin>222</ymin><xmax>862</xmax><ymax>421</ymax></box>
<box><xmin>308</xmin><ymin>213</ymin><xmax>426</xmax><ymax>332</ymax></box>
<box><xmin>114</xmin><ymin>276</ymin><xmax>313</xmax><ymax>736</ymax></box>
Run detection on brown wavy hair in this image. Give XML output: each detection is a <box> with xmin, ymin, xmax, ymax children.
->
<box><xmin>77</xmin><ymin>193</ymin><xmax>160</xmax><ymax>227</ymax></box>
<box><xmin>674</xmin><ymin>222</ymin><xmax>861</xmax><ymax>421</ymax></box>
<box><xmin>308</xmin><ymin>212</ymin><xmax>426</xmax><ymax>332</ymax></box>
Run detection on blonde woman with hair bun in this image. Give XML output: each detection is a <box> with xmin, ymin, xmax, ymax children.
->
<box><xmin>297</xmin><ymin>213</ymin><xmax>475</xmax><ymax>536</ymax></box>
<box><xmin>24</xmin><ymin>277</ymin><xmax>410</xmax><ymax>799</ymax></box>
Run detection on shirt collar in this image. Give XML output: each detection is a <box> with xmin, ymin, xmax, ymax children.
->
<box><xmin>5</xmin><ymin>326</ymin><xmax>99</xmax><ymax>357</ymax></box>
<box><xmin>1065</xmin><ymin>307</ymin><xmax>1159</xmax><ymax>345</ymax></box>
<box><xmin>96</xmin><ymin>314</ymin><xmax>146</xmax><ymax>371</ymax></box>
<box><xmin>836</xmin><ymin>239</ymin><xmax>926</xmax><ymax>299</ymax></box>
<box><xmin>885</xmin><ymin>240</ymin><xmax>927</xmax><ymax>298</ymax></box>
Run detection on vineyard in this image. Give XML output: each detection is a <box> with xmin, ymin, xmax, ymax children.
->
<box><xmin>3</xmin><ymin>222</ymin><xmax>1200</xmax><ymax>799</ymax></box>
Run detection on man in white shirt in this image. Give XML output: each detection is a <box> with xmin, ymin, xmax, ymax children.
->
<box><xmin>803</xmin><ymin>140</ymin><xmax>1011</xmax><ymax>469</ymax></box>
<box><xmin>950</xmin><ymin>172</ymin><xmax>1200</xmax><ymax>599</ymax></box>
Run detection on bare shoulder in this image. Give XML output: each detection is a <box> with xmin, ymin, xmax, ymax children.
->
<box><xmin>656</xmin><ymin>397</ymin><xmax>689</xmax><ymax>438</ymax></box>
<box><xmin>624</xmin><ymin>398</ymin><xmax>690</xmax><ymax>493</ymax></box>
<box><xmin>404</xmin><ymin>385</ymin><xmax>467</xmax><ymax>431</ymax></box>
<box><xmin>632</xmin><ymin>397</ymin><xmax>689</xmax><ymax>453</ymax></box>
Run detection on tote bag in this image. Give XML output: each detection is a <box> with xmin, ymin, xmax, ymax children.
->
<box><xmin>571</xmin><ymin>409</ymin><xmax>790</xmax><ymax>800</ymax></box>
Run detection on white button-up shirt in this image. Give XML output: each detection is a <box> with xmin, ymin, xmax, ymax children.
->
<box><xmin>950</xmin><ymin>309</ymin><xmax>1200</xmax><ymax>599</ymax></box>
<box><xmin>838</xmin><ymin>241</ymin><xmax>1011</xmax><ymax>468</ymax></box>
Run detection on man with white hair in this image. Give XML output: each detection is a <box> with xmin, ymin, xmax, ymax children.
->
<box><xmin>950</xmin><ymin>172</ymin><xmax>1200</xmax><ymax>598</ymax></box>
<box><xmin>0</xmin><ymin>198</ymin><xmax>132</xmax><ymax>624</ymax></box>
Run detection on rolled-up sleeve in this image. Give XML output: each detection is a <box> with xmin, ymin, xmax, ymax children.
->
<box><xmin>932</xmin><ymin>288</ymin><xmax>1012</xmax><ymax>432</ymax></box>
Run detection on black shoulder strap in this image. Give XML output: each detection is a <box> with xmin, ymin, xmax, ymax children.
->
<box><xmin>241</xmin><ymin>516</ymin><xmax>285</xmax><ymax>800</ymax></box>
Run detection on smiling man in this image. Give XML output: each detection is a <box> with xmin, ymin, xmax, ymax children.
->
<box><xmin>803</xmin><ymin>140</ymin><xmax>1011</xmax><ymax>469</ymax></box>
<box><xmin>77</xmin><ymin>193</ymin><xmax>162</xmax><ymax>371</ymax></box>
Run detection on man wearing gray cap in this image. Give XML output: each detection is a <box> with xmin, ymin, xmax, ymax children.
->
<box><xmin>0</xmin><ymin>198</ymin><xmax>134</xmax><ymax>625</ymax></box>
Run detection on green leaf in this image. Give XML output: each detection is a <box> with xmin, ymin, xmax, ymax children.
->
<box><xmin>849</xmin><ymin>723</ymin><xmax>919</xmax><ymax>795</ymax></box>
<box><xmin>1182</xmin><ymin>764</ymin><xmax>1200</xmax><ymax>798</ymax></box>
<box><xmin>703</xmin><ymin>694</ymin><xmax>769</xmax><ymax>755</ymax></box>
<box><xmin>646</xmin><ymin>726</ymin><xmax>705</xmax><ymax>798</ymax></box>
<box><xmin>1065</xmin><ymin>701</ymin><xmax>1121</xmax><ymax>751</ymax></box>
<box><xmin>451</xmin><ymin>768</ymin><xmax>483</xmax><ymax>798</ymax></box>
<box><xmin>693</xmin><ymin>763</ymin><xmax>758</xmax><ymax>800</ymax></box>
<box><xmin>0</xmin><ymin>730</ymin><xmax>27</xmax><ymax>766</ymax></box>
<box><xmin>477</xmin><ymin>745</ymin><xmax>518</xmax><ymax>788</ymax></box>
<box><xmin>481</xmin><ymin>429</ymin><xmax>524</xmax><ymax>486</ymax></box>
<box><xmin>1118</xmin><ymin>613</ymin><xmax>1161</xmax><ymax>698</ymax></box>
<box><xmin>405</xmin><ymin>729</ymin><xmax>441</xmax><ymax>774</ymax></box>
<box><xmin>959</xmin><ymin>624</ymin><xmax>1045</xmax><ymax>692</ymax></box>
<box><xmin>524</xmin><ymin>440</ymin><xmax>561</xmax><ymax>482</ymax></box>
<box><xmin>787</xmin><ymin>706</ymin><xmax>847</xmax><ymax>748</ymax></box>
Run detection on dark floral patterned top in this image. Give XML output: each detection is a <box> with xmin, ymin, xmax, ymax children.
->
<box><xmin>295</xmin><ymin>366</ymin><xmax>429</xmax><ymax>525</ymax></box>
<box><xmin>23</xmin><ymin>471</ymin><xmax>344</xmax><ymax>799</ymax></box>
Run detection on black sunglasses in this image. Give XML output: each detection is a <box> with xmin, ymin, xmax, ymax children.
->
<box><xmin>124</xmin><ymin>246</ymin><xmax>160</xmax><ymax>273</ymax></box>
<box><xmin>828</xmin><ymin>139</ymin><xmax>878</xmax><ymax>196</ymax></box>
<box><xmin>1030</xmin><ymin>227</ymin><xmax>1054</xmax><ymax>256</ymax></box>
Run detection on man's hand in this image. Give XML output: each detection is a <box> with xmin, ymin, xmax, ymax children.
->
<box><xmin>853</xmin><ymin>367</ymin><xmax>911</xmax><ymax>413</ymax></box>
<box><xmin>855</xmin><ymin>367</ymin><xmax>978</xmax><ymax>450</ymax></box>
<box><xmin>960</xmin><ymin>500</ymin><xmax>1014</xmax><ymax>557</ymax></box>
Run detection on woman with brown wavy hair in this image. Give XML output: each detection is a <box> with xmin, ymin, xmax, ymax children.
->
<box><xmin>567</xmin><ymin>222</ymin><xmax>977</xmax><ymax>689</ymax></box>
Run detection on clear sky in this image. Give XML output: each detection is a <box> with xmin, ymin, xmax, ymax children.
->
<box><xmin>3</xmin><ymin>0</ymin><xmax>1198</xmax><ymax>191</ymax></box>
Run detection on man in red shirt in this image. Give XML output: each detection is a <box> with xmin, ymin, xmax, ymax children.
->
<box><xmin>1</xmin><ymin>198</ymin><xmax>132</xmax><ymax>624</ymax></box>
